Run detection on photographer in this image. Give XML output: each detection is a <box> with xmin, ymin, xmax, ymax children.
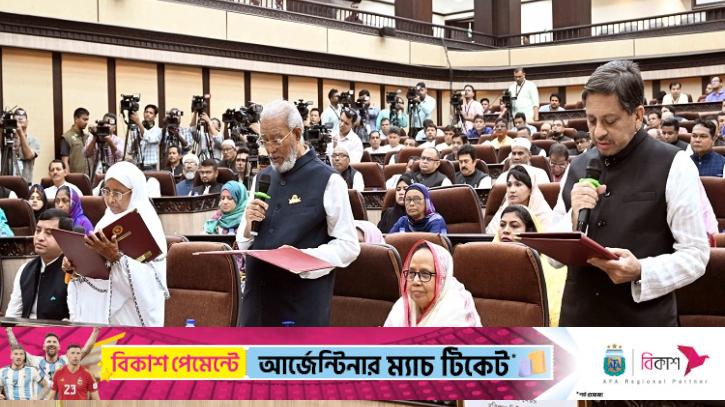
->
<box><xmin>308</xmin><ymin>108</ymin><xmax>321</xmax><ymax>126</ymax></box>
<box><xmin>84</xmin><ymin>113</ymin><xmax>124</xmax><ymax>175</ymax></box>
<box><xmin>504</xmin><ymin>67</ymin><xmax>540</xmax><ymax>122</ymax></box>
<box><xmin>321</xmin><ymin>88</ymin><xmax>342</xmax><ymax>133</ymax></box>
<box><xmin>0</xmin><ymin>108</ymin><xmax>40</xmax><ymax>183</ymax></box>
<box><xmin>461</xmin><ymin>85</ymin><xmax>484</xmax><ymax>131</ymax></box>
<box><xmin>377</xmin><ymin>95</ymin><xmax>408</xmax><ymax>130</ymax></box>
<box><xmin>409</xmin><ymin>82</ymin><xmax>436</xmax><ymax>139</ymax></box>
<box><xmin>130</xmin><ymin>104</ymin><xmax>164</xmax><ymax>171</ymax></box>
<box><xmin>357</xmin><ymin>89</ymin><xmax>379</xmax><ymax>133</ymax></box>
<box><xmin>189</xmin><ymin>108</ymin><xmax>223</xmax><ymax>161</ymax></box>
<box><xmin>327</xmin><ymin>108</ymin><xmax>363</xmax><ymax>164</ymax></box>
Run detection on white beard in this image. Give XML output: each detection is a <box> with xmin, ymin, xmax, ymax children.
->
<box><xmin>273</xmin><ymin>149</ymin><xmax>298</xmax><ymax>174</ymax></box>
<box><xmin>184</xmin><ymin>171</ymin><xmax>195</xmax><ymax>180</ymax></box>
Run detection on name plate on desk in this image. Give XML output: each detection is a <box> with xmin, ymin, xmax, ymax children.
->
<box><xmin>152</xmin><ymin>193</ymin><xmax>221</xmax><ymax>214</ymax></box>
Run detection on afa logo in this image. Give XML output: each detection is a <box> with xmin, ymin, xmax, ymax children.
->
<box><xmin>604</xmin><ymin>344</ymin><xmax>625</xmax><ymax>376</ymax></box>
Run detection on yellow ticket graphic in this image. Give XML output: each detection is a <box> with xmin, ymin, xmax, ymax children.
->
<box><xmin>101</xmin><ymin>346</ymin><xmax>246</xmax><ymax>380</ymax></box>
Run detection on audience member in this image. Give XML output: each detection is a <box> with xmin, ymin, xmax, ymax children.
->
<box><xmin>130</xmin><ymin>104</ymin><xmax>163</xmax><ymax>171</ymax></box>
<box><xmin>516</xmin><ymin>127</ymin><xmax>546</xmax><ymax>156</ymax></box>
<box><xmin>539</xmin><ymin>122</ymin><xmax>552</xmax><ymax>139</ymax></box>
<box><xmin>480</xmin><ymin>98</ymin><xmax>492</xmax><ymax>114</ymax></box>
<box><xmin>378</xmin><ymin>173</ymin><xmax>413</xmax><ymax>233</ymax></box>
<box><xmin>332</xmin><ymin>146</ymin><xmax>364</xmax><ymax>192</ymax></box>
<box><xmin>487</xmin><ymin>165</ymin><xmax>553</xmax><ymax>234</ymax></box>
<box><xmin>698</xmin><ymin>83</ymin><xmax>713</xmax><ymax>102</ymax></box>
<box><xmin>485</xmin><ymin>118</ymin><xmax>513</xmax><ymax>150</ymax></box>
<box><xmin>378</xmin><ymin>117</ymin><xmax>391</xmax><ymax>139</ymax></box>
<box><xmin>411</xmin><ymin>148</ymin><xmax>452</xmax><ymax>188</ymax></box>
<box><xmin>386</xmin><ymin>156</ymin><xmax>419</xmax><ymax>188</ymax></box>
<box><xmin>646</xmin><ymin>111</ymin><xmax>661</xmax><ymax>130</ymax></box>
<box><xmin>572</xmin><ymin>131</ymin><xmax>592</xmax><ymax>155</ymax></box>
<box><xmin>60</xmin><ymin>107</ymin><xmax>91</xmax><ymax>176</ymax></box>
<box><xmin>511</xmin><ymin>112</ymin><xmax>537</xmax><ymax>135</ymax></box>
<box><xmin>384</xmin><ymin>241</ymin><xmax>480</xmax><ymax>327</ymax></box>
<box><xmin>162</xmin><ymin>145</ymin><xmax>183</xmax><ymax>176</ymax></box>
<box><xmin>436</xmin><ymin>125</ymin><xmax>455</xmax><ymax>152</ymax></box>
<box><xmin>496</xmin><ymin>139</ymin><xmax>550</xmax><ymax>185</ymax></box>
<box><xmin>410</xmin><ymin>82</ymin><xmax>436</xmax><ymax>136</ymax></box>
<box><xmin>321</xmin><ymin>88</ymin><xmax>342</xmax><ymax>133</ymax></box>
<box><xmin>354</xmin><ymin>220</ymin><xmax>384</xmax><ymax>244</ymax></box>
<box><xmin>718</xmin><ymin>111</ymin><xmax>725</xmax><ymax>137</ymax></box>
<box><xmin>385</xmin><ymin>127</ymin><xmax>403</xmax><ymax>163</ymax></box>
<box><xmin>662</xmin><ymin>81</ymin><xmax>689</xmax><ymax>104</ymax></box>
<box><xmin>44</xmin><ymin>160</ymin><xmax>83</xmax><ymax>200</ymax></box>
<box><xmin>235</xmin><ymin>147</ymin><xmax>251</xmax><ymax>188</ymax></box>
<box><xmin>65</xmin><ymin>161</ymin><xmax>169</xmax><ymax>326</ymax></box>
<box><xmin>548</xmin><ymin>143</ymin><xmax>570</xmax><ymax>182</ymax></box>
<box><xmin>705</xmin><ymin>76</ymin><xmax>725</xmax><ymax>102</ymax></box>
<box><xmin>191</xmin><ymin>159</ymin><xmax>223</xmax><ymax>196</ymax></box>
<box><xmin>0</xmin><ymin>208</ymin><xmax>13</xmax><ymax>237</ymax></box>
<box><xmin>0</xmin><ymin>346</ymin><xmax>49</xmax><ymax>400</ymax></box>
<box><xmin>690</xmin><ymin>119</ymin><xmax>725</xmax><ymax>177</ymax></box>
<box><xmin>658</xmin><ymin>118</ymin><xmax>689</xmax><ymax>150</ymax></box>
<box><xmin>539</xmin><ymin>93</ymin><xmax>566</xmax><ymax>112</ymax></box>
<box><xmin>549</xmin><ymin>119</ymin><xmax>572</xmax><ymax>143</ymax></box>
<box><xmin>219</xmin><ymin>140</ymin><xmax>237</xmax><ymax>170</ymax></box>
<box><xmin>4</xmin><ymin>209</ymin><xmax>73</xmax><ymax>319</ymax></box>
<box><xmin>506</xmin><ymin>67</ymin><xmax>539</xmax><ymax>121</ymax></box>
<box><xmin>446</xmin><ymin>133</ymin><xmax>467</xmax><ymax>161</ymax></box>
<box><xmin>418</xmin><ymin>122</ymin><xmax>438</xmax><ymax>149</ymax></box>
<box><xmin>389</xmin><ymin>183</ymin><xmax>447</xmax><ymax>234</ymax></box>
<box><xmin>493</xmin><ymin>205</ymin><xmax>565</xmax><ymax>326</ymax></box>
<box><xmin>377</xmin><ymin>97</ymin><xmax>408</xmax><ymax>130</ymax></box>
<box><xmin>84</xmin><ymin>112</ymin><xmax>124</xmax><ymax>175</ymax></box>
<box><xmin>466</xmin><ymin>114</ymin><xmax>492</xmax><ymax>142</ymax></box>
<box><xmin>461</xmin><ymin>84</ymin><xmax>484</xmax><ymax>131</ymax></box>
<box><xmin>365</xmin><ymin>131</ymin><xmax>388</xmax><ymax>154</ymax></box>
<box><xmin>54</xmin><ymin>186</ymin><xmax>93</xmax><ymax>234</ymax></box>
<box><xmin>27</xmin><ymin>184</ymin><xmax>47</xmax><ymax>221</ymax></box>
<box><xmin>3</xmin><ymin>108</ymin><xmax>40</xmax><ymax>184</ymax></box>
<box><xmin>403</xmin><ymin>138</ymin><xmax>417</xmax><ymax>148</ymax></box>
<box><xmin>176</xmin><ymin>153</ymin><xmax>199</xmax><ymax>196</ymax></box>
<box><xmin>454</xmin><ymin>144</ymin><xmax>491</xmax><ymax>188</ymax></box>
<box><xmin>204</xmin><ymin>180</ymin><xmax>248</xmax><ymax>235</ymax></box>
<box><xmin>329</xmin><ymin>108</ymin><xmax>363</xmax><ymax>163</ymax></box>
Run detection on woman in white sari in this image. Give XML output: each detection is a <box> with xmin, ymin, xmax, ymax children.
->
<box><xmin>486</xmin><ymin>165</ymin><xmax>553</xmax><ymax>235</ymax></box>
<box><xmin>384</xmin><ymin>241</ymin><xmax>481</xmax><ymax>327</ymax></box>
<box><xmin>64</xmin><ymin>162</ymin><xmax>169</xmax><ymax>326</ymax></box>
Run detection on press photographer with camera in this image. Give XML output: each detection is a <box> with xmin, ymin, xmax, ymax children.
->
<box><xmin>308</xmin><ymin>108</ymin><xmax>321</xmax><ymax>126</ymax></box>
<box><xmin>461</xmin><ymin>85</ymin><xmax>484</xmax><ymax>131</ymax></box>
<box><xmin>129</xmin><ymin>104</ymin><xmax>164</xmax><ymax>171</ymax></box>
<box><xmin>189</xmin><ymin>95</ymin><xmax>224</xmax><ymax>161</ymax></box>
<box><xmin>377</xmin><ymin>94</ymin><xmax>408</xmax><ymax>130</ymax></box>
<box><xmin>409</xmin><ymin>82</ymin><xmax>436</xmax><ymax>141</ymax></box>
<box><xmin>84</xmin><ymin>113</ymin><xmax>124</xmax><ymax>175</ymax></box>
<box><xmin>60</xmin><ymin>108</ymin><xmax>91</xmax><ymax>177</ymax></box>
<box><xmin>327</xmin><ymin>108</ymin><xmax>363</xmax><ymax>164</ymax></box>
<box><xmin>356</xmin><ymin>89</ymin><xmax>379</xmax><ymax>135</ymax></box>
<box><xmin>0</xmin><ymin>108</ymin><xmax>40</xmax><ymax>183</ymax></box>
<box><xmin>321</xmin><ymin>88</ymin><xmax>343</xmax><ymax>133</ymax></box>
<box><xmin>503</xmin><ymin>67</ymin><xmax>540</xmax><ymax>122</ymax></box>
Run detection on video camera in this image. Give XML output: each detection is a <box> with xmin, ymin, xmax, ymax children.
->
<box><xmin>165</xmin><ymin>108</ymin><xmax>184</xmax><ymax>128</ymax></box>
<box><xmin>222</xmin><ymin>102</ymin><xmax>263</xmax><ymax>154</ymax></box>
<box><xmin>191</xmin><ymin>95</ymin><xmax>208</xmax><ymax>114</ymax></box>
<box><xmin>94</xmin><ymin>119</ymin><xmax>112</xmax><ymax>138</ymax></box>
<box><xmin>294</xmin><ymin>99</ymin><xmax>313</xmax><ymax>121</ymax></box>
<box><xmin>120</xmin><ymin>94</ymin><xmax>140</xmax><ymax>113</ymax></box>
<box><xmin>406</xmin><ymin>86</ymin><xmax>420</xmax><ymax>105</ymax></box>
<box><xmin>450</xmin><ymin>91</ymin><xmax>464</xmax><ymax>110</ymax></box>
<box><xmin>502</xmin><ymin>90</ymin><xmax>515</xmax><ymax>110</ymax></box>
<box><xmin>386</xmin><ymin>92</ymin><xmax>399</xmax><ymax>105</ymax></box>
<box><xmin>305</xmin><ymin>122</ymin><xmax>333</xmax><ymax>160</ymax></box>
<box><xmin>338</xmin><ymin>90</ymin><xmax>356</xmax><ymax>108</ymax></box>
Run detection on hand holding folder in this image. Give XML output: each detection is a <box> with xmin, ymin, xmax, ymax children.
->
<box><xmin>194</xmin><ymin>246</ymin><xmax>332</xmax><ymax>274</ymax></box>
<box><xmin>517</xmin><ymin>232</ymin><xmax>618</xmax><ymax>266</ymax></box>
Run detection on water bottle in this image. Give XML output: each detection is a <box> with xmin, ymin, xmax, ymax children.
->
<box><xmin>185</xmin><ymin>319</ymin><xmax>196</xmax><ymax>327</ymax></box>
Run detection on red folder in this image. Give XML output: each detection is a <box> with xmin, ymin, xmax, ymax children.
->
<box><xmin>194</xmin><ymin>247</ymin><xmax>333</xmax><ymax>274</ymax></box>
<box><xmin>50</xmin><ymin>229</ymin><xmax>109</xmax><ymax>280</ymax></box>
<box><xmin>517</xmin><ymin>232</ymin><xmax>618</xmax><ymax>266</ymax></box>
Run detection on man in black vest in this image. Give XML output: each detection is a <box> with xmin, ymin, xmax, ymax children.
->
<box><xmin>4</xmin><ymin>209</ymin><xmax>74</xmax><ymax>320</ymax></box>
<box><xmin>556</xmin><ymin>60</ymin><xmax>710</xmax><ymax>326</ymax></box>
<box><xmin>412</xmin><ymin>147</ymin><xmax>452</xmax><ymax>188</ymax></box>
<box><xmin>454</xmin><ymin>144</ymin><xmax>491</xmax><ymax>188</ymax></box>
<box><xmin>238</xmin><ymin>100</ymin><xmax>360</xmax><ymax>326</ymax></box>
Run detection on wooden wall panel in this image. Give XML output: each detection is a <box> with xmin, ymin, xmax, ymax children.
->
<box><xmin>115</xmin><ymin>60</ymin><xmax>158</xmax><ymax>144</ymax></box>
<box><xmin>209</xmin><ymin>69</ymin><xmax>246</xmax><ymax>122</ymax></box>
<box><xmin>250</xmin><ymin>72</ymin><xmax>283</xmax><ymax>106</ymax></box>
<box><xmin>165</xmin><ymin>65</ymin><xmax>203</xmax><ymax>121</ymax></box>
<box><xmin>61</xmin><ymin>54</ymin><xmax>108</xmax><ymax>137</ymax></box>
<box><xmin>288</xmin><ymin>76</ymin><xmax>318</xmax><ymax>110</ymax></box>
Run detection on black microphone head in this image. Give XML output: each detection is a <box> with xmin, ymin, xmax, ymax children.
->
<box><xmin>258</xmin><ymin>174</ymin><xmax>271</xmax><ymax>194</ymax></box>
<box><xmin>585</xmin><ymin>158</ymin><xmax>602</xmax><ymax>180</ymax></box>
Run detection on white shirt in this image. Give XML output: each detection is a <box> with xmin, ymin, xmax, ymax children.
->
<box><xmin>321</xmin><ymin>104</ymin><xmax>342</xmax><ymax>134</ymax></box>
<box><xmin>419</xmin><ymin>140</ymin><xmax>436</xmax><ymax>149</ymax></box>
<box><xmin>44</xmin><ymin>182</ymin><xmax>83</xmax><ymax>200</ymax></box>
<box><xmin>508</xmin><ymin>80</ymin><xmax>539</xmax><ymax>121</ymax></box>
<box><xmin>5</xmin><ymin>257</ymin><xmax>62</xmax><ymax>319</ymax></box>
<box><xmin>236</xmin><ymin>171</ymin><xmax>360</xmax><ymax>279</ymax></box>
<box><xmin>435</xmin><ymin>142</ymin><xmax>453</xmax><ymax>152</ymax></box>
<box><xmin>538</xmin><ymin>104</ymin><xmax>566</xmax><ymax>112</ymax></box>
<box><xmin>365</xmin><ymin>145</ymin><xmax>390</xmax><ymax>154</ymax></box>
<box><xmin>662</xmin><ymin>93</ymin><xmax>689</xmax><ymax>105</ymax></box>
<box><xmin>415</xmin><ymin>128</ymin><xmax>444</xmax><ymax>142</ymax></box>
<box><xmin>0</xmin><ymin>366</ymin><xmax>45</xmax><ymax>400</ymax></box>
<box><xmin>461</xmin><ymin>99</ymin><xmax>485</xmax><ymax>130</ymax></box>
<box><xmin>328</xmin><ymin>130</ymin><xmax>364</xmax><ymax>163</ymax></box>
<box><xmin>551</xmin><ymin>151</ymin><xmax>710</xmax><ymax>303</ymax></box>
<box><xmin>351</xmin><ymin>171</ymin><xmax>365</xmax><ymax>192</ymax></box>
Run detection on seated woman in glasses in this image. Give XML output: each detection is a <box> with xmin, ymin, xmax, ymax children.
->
<box><xmin>486</xmin><ymin>165</ymin><xmax>553</xmax><ymax>235</ymax></box>
<box><xmin>64</xmin><ymin>161</ymin><xmax>169</xmax><ymax>327</ymax></box>
<box><xmin>389</xmin><ymin>183</ymin><xmax>447</xmax><ymax>234</ymax></box>
<box><xmin>54</xmin><ymin>186</ymin><xmax>94</xmax><ymax>234</ymax></box>
<box><xmin>204</xmin><ymin>180</ymin><xmax>248</xmax><ymax>235</ymax></box>
<box><xmin>385</xmin><ymin>240</ymin><xmax>481</xmax><ymax>327</ymax></box>
<box><xmin>493</xmin><ymin>204</ymin><xmax>566</xmax><ymax>327</ymax></box>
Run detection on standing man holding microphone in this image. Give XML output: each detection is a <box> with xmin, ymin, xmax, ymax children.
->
<box><xmin>554</xmin><ymin>60</ymin><xmax>710</xmax><ymax>326</ymax></box>
<box><xmin>236</xmin><ymin>100</ymin><xmax>360</xmax><ymax>327</ymax></box>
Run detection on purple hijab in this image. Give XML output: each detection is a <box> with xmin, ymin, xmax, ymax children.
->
<box><xmin>58</xmin><ymin>186</ymin><xmax>94</xmax><ymax>234</ymax></box>
<box><xmin>405</xmin><ymin>183</ymin><xmax>437</xmax><ymax>218</ymax></box>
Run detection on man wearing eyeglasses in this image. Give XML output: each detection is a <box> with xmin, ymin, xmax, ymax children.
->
<box><xmin>411</xmin><ymin>148</ymin><xmax>452</xmax><ymax>188</ymax></box>
<box><xmin>331</xmin><ymin>146</ymin><xmax>364</xmax><ymax>192</ymax></box>
<box><xmin>237</xmin><ymin>100</ymin><xmax>360</xmax><ymax>327</ymax></box>
<box><xmin>235</xmin><ymin>147</ymin><xmax>251</xmax><ymax>189</ymax></box>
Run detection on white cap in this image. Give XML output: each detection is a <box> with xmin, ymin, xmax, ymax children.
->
<box><xmin>511</xmin><ymin>137</ymin><xmax>532</xmax><ymax>151</ymax></box>
<box><xmin>182</xmin><ymin>153</ymin><xmax>200</xmax><ymax>165</ymax></box>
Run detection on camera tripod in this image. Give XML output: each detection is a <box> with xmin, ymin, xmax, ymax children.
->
<box><xmin>193</xmin><ymin>120</ymin><xmax>214</xmax><ymax>162</ymax></box>
<box><xmin>121</xmin><ymin>110</ymin><xmax>145</xmax><ymax>170</ymax></box>
<box><xmin>0</xmin><ymin>130</ymin><xmax>17</xmax><ymax>176</ymax></box>
<box><xmin>92</xmin><ymin>136</ymin><xmax>111</xmax><ymax>176</ymax></box>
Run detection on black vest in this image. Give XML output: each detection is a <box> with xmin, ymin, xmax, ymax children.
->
<box><xmin>455</xmin><ymin>169</ymin><xmax>489</xmax><ymax>188</ymax></box>
<box><xmin>241</xmin><ymin>149</ymin><xmax>335</xmax><ymax>327</ymax></box>
<box><xmin>560</xmin><ymin>130</ymin><xmax>679</xmax><ymax>326</ymax></box>
<box><xmin>413</xmin><ymin>170</ymin><xmax>447</xmax><ymax>188</ymax></box>
<box><xmin>340</xmin><ymin>166</ymin><xmax>359</xmax><ymax>190</ymax></box>
<box><xmin>19</xmin><ymin>257</ymin><xmax>69</xmax><ymax>320</ymax></box>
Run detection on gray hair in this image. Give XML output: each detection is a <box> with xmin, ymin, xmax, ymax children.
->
<box><xmin>582</xmin><ymin>60</ymin><xmax>644</xmax><ymax>115</ymax></box>
<box><xmin>261</xmin><ymin>99</ymin><xmax>304</xmax><ymax>132</ymax></box>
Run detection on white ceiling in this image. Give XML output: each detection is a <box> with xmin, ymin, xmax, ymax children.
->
<box><xmin>432</xmin><ymin>0</ymin><xmax>474</xmax><ymax>15</ymax></box>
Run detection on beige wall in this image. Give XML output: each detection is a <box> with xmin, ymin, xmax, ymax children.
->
<box><xmin>0</xmin><ymin>0</ymin><xmax>96</xmax><ymax>23</ymax></box>
<box><xmin>592</xmin><ymin>0</ymin><xmax>691</xmax><ymax>24</ymax></box>
<box><xmin>115</xmin><ymin>59</ymin><xmax>159</xmax><ymax>144</ymax></box>
<box><xmin>165</xmin><ymin>65</ymin><xmax>203</xmax><ymax>117</ymax></box>
<box><xmin>250</xmin><ymin>72</ymin><xmax>283</xmax><ymax>106</ymax></box>
<box><xmin>566</xmin><ymin>85</ymin><xmax>585</xmax><ymax>106</ymax></box>
<box><xmin>1</xmin><ymin>48</ymin><xmax>54</xmax><ymax>184</ymax></box>
<box><xmin>209</xmin><ymin>69</ymin><xmax>246</xmax><ymax>121</ymax></box>
<box><xmin>288</xmin><ymin>76</ymin><xmax>318</xmax><ymax>110</ymax></box>
<box><xmin>61</xmin><ymin>54</ymin><xmax>108</xmax><ymax>131</ymax></box>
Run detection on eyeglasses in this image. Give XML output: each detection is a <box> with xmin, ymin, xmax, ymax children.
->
<box><xmin>331</xmin><ymin>153</ymin><xmax>349</xmax><ymax>159</ymax></box>
<box><xmin>419</xmin><ymin>156</ymin><xmax>439</xmax><ymax>163</ymax></box>
<box><xmin>100</xmin><ymin>188</ymin><xmax>132</xmax><ymax>200</ymax></box>
<box><xmin>257</xmin><ymin>129</ymin><xmax>294</xmax><ymax>148</ymax></box>
<box><xmin>403</xmin><ymin>270</ymin><xmax>436</xmax><ymax>282</ymax></box>
<box><xmin>404</xmin><ymin>197</ymin><xmax>424</xmax><ymax>205</ymax></box>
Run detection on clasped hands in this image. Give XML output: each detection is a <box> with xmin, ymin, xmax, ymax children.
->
<box><xmin>62</xmin><ymin>232</ymin><xmax>121</xmax><ymax>274</ymax></box>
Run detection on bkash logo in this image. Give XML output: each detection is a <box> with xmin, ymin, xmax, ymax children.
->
<box><xmin>677</xmin><ymin>346</ymin><xmax>709</xmax><ymax>376</ymax></box>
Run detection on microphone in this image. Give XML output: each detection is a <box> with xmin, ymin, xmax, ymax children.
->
<box><xmin>576</xmin><ymin>159</ymin><xmax>603</xmax><ymax>233</ymax></box>
<box><xmin>251</xmin><ymin>174</ymin><xmax>271</xmax><ymax>236</ymax></box>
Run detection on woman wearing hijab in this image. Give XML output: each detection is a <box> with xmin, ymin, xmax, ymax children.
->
<box><xmin>354</xmin><ymin>220</ymin><xmax>384</xmax><ymax>244</ymax></box>
<box><xmin>486</xmin><ymin>165</ymin><xmax>553</xmax><ymax>235</ymax></box>
<box><xmin>54</xmin><ymin>186</ymin><xmax>94</xmax><ymax>234</ymax></box>
<box><xmin>377</xmin><ymin>173</ymin><xmax>413</xmax><ymax>233</ymax></box>
<box><xmin>0</xmin><ymin>208</ymin><xmax>13</xmax><ymax>237</ymax></box>
<box><xmin>27</xmin><ymin>184</ymin><xmax>48</xmax><ymax>222</ymax></box>
<box><xmin>204</xmin><ymin>181</ymin><xmax>248</xmax><ymax>235</ymax></box>
<box><xmin>389</xmin><ymin>183</ymin><xmax>447</xmax><ymax>234</ymax></box>
<box><xmin>493</xmin><ymin>204</ymin><xmax>566</xmax><ymax>327</ymax></box>
<box><xmin>384</xmin><ymin>240</ymin><xmax>481</xmax><ymax>327</ymax></box>
<box><xmin>64</xmin><ymin>161</ymin><xmax>169</xmax><ymax>326</ymax></box>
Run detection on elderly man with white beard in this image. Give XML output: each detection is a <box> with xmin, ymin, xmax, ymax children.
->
<box><xmin>236</xmin><ymin>100</ymin><xmax>360</xmax><ymax>326</ymax></box>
